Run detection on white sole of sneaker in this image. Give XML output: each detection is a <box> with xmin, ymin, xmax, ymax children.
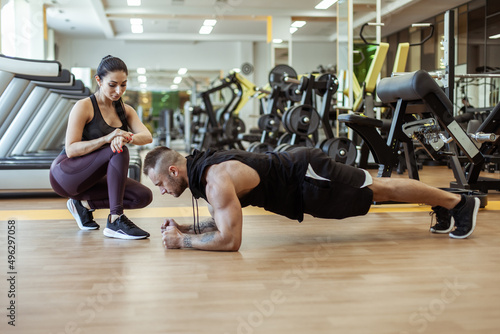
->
<box><xmin>103</xmin><ymin>228</ymin><xmax>149</xmax><ymax>240</ymax></box>
<box><xmin>449</xmin><ymin>197</ymin><xmax>480</xmax><ymax>239</ymax></box>
<box><xmin>430</xmin><ymin>217</ymin><xmax>455</xmax><ymax>234</ymax></box>
<box><xmin>67</xmin><ymin>199</ymin><xmax>99</xmax><ymax>230</ymax></box>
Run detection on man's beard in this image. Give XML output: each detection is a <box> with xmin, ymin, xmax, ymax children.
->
<box><xmin>168</xmin><ymin>174</ymin><xmax>188</xmax><ymax>197</ymax></box>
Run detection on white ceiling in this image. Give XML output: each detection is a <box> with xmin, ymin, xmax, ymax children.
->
<box><xmin>44</xmin><ymin>0</ymin><xmax>470</xmax><ymax>91</ymax></box>
<box><xmin>46</xmin><ymin>0</ymin><xmax>471</xmax><ymax>41</ymax></box>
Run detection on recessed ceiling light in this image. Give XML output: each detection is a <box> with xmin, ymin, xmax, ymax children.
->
<box><xmin>291</xmin><ymin>21</ymin><xmax>306</xmax><ymax>28</ymax></box>
<box><xmin>203</xmin><ymin>19</ymin><xmax>217</xmax><ymax>26</ymax></box>
<box><xmin>137</xmin><ymin>68</ymin><xmax>146</xmax><ymax>74</ymax></box>
<box><xmin>273</xmin><ymin>39</ymin><xmax>283</xmax><ymax>44</ymax></box>
<box><xmin>315</xmin><ymin>0</ymin><xmax>338</xmax><ymax>10</ymax></box>
<box><xmin>131</xmin><ymin>25</ymin><xmax>143</xmax><ymax>34</ymax></box>
<box><xmin>130</xmin><ymin>18</ymin><xmax>143</xmax><ymax>25</ymax></box>
<box><xmin>178</xmin><ymin>68</ymin><xmax>188</xmax><ymax>75</ymax></box>
<box><xmin>173</xmin><ymin>76</ymin><xmax>182</xmax><ymax>84</ymax></box>
<box><xmin>127</xmin><ymin>0</ymin><xmax>141</xmax><ymax>6</ymax></box>
<box><xmin>138</xmin><ymin>75</ymin><xmax>147</xmax><ymax>83</ymax></box>
<box><xmin>489</xmin><ymin>33</ymin><xmax>500</xmax><ymax>39</ymax></box>
<box><xmin>199</xmin><ymin>25</ymin><xmax>213</xmax><ymax>34</ymax></box>
<box><xmin>290</xmin><ymin>27</ymin><xmax>298</xmax><ymax>34</ymax></box>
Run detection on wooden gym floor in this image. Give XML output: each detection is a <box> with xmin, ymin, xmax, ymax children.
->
<box><xmin>1</xmin><ymin>162</ymin><xmax>500</xmax><ymax>334</ymax></box>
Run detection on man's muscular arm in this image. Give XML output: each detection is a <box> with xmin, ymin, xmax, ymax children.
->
<box><xmin>161</xmin><ymin>218</ymin><xmax>218</xmax><ymax>234</ymax></box>
<box><xmin>162</xmin><ymin>165</ymin><xmax>243</xmax><ymax>251</ymax></box>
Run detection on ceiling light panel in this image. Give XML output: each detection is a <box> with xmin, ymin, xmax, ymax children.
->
<box><xmin>315</xmin><ymin>0</ymin><xmax>338</xmax><ymax>10</ymax></box>
<box><xmin>291</xmin><ymin>21</ymin><xmax>306</xmax><ymax>28</ymax></box>
<box><xmin>127</xmin><ymin>0</ymin><xmax>141</xmax><ymax>6</ymax></box>
<box><xmin>203</xmin><ymin>19</ymin><xmax>217</xmax><ymax>26</ymax></box>
<box><xmin>199</xmin><ymin>25</ymin><xmax>213</xmax><ymax>34</ymax></box>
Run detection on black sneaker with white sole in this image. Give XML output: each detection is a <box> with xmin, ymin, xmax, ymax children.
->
<box><xmin>449</xmin><ymin>195</ymin><xmax>480</xmax><ymax>239</ymax></box>
<box><xmin>67</xmin><ymin>199</ymin><xmax>99</xmax><ymax>230</ymax></box>
<box><xmin>429</xmin><ymin>206</ymin><xmax>454</xmax><ymax>234</ymax></box>
<box><xmin>103</xmin><ymin>214</ymin><xmax>150</xmax><ymax>240</ymax></box>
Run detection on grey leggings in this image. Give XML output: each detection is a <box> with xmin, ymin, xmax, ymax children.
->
<box><xmin>49</xmin><ymin>145</ymin><xmax>152</xmax><ymax>215</ymax></box>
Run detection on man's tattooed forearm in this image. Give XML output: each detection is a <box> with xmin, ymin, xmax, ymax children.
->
<box><xmin>190</xmin><ymin>218</ymin><xmax>218</xmax><ymax>233</ymax></box>
<box><xmin>183</xmin><ymin>232</ymin><xmax>215</xmax><ymax>248</ymax></box>
<box><xmin>199</xmin><ymin>218</ymin><xmax>217</xmax><ymax>232</ymax></box>
<box><xmin>183</xmin><ymin>235</ymin><xmax>193</xmax><ymax>248</ymax></box>
<box><xmin>201</xmin><ymin>232</ymin><xmax>216</xmax><ymax>243</ymax></box>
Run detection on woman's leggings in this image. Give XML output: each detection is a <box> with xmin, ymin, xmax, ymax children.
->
<box><xmin>49</xmin><ymin>145</ymin><xmax>152</xmax><ymax>215</ymax></box>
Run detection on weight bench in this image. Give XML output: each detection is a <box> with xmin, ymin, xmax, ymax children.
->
<box><xmin>337</xmin><ymin>112</ymin><xmax>407</xmax><ymax>175</ymax></box>
<box><xmin>377</xmin><ymin>70</ymin><xmax>483</xmax><ymax>164</ymax></box>
<box><xmin>339</xmin><ymin>70</ymin><xmax>485</xmax><ymax>180</ymax></box>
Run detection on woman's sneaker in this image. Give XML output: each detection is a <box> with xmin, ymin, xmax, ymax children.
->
<box><xmin>103</xmin><ymin>214</ymin><xmax>150</xmax><ymax>240</ymax></box>
<box><xmin>429</xmin><ymin>206</ymin><xmax>454</xmax><ymax>233</ymax></box>
<box><xmin>67</xmin><ymin>199</ymin><xmax>99</xmax><ymax>230</ymax></box>
<box><xmin>449</xmin><ymin>195</ymin><xmax>480</xmax><ymax>239</ymax></box>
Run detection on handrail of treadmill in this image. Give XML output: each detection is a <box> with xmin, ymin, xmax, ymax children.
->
<box><xmin>0</xmin><ymin>54</ymin><xmax>61</xmax><ymax>77</ymax></box>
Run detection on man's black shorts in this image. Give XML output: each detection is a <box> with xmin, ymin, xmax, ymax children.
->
<box><xmin>301</xmin><ymin>148</ymin><xmax>373</xmax><ymax>219</ymax></box>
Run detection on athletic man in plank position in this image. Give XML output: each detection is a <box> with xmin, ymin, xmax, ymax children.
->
<box><xmin>143</xmin><ymin>147</ymin><xmax>480</xmax><ymax>251</ymax></box>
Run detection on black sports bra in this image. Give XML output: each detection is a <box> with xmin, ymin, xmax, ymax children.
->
<box><xmin>81</xmin><ymin>94</ymin><xmax>128</xmax><ymax>141</ymax></box>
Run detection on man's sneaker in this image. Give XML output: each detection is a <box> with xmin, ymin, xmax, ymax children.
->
<box><xmin>429</xmin><ymin>206</ymin><xmax>454</xmax><ymax>234</ymax></box>
<box><xmin>103</xmin><ymin>214</ymin><xmax>150</xmax><ymax>240</ymax></box>
<box><xmin>449</xmin><ymin>195</ymin><xmax>480</xmax><ymax>239</ymax></box>
<box><xmin>67</xmin><ymin>199</ymin><xmax>99</xmax><ymax>230</ymax></box>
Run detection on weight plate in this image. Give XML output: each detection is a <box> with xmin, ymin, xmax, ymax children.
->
<box><xmin>252</xmin><ymin>142</ymin><xmax>274</xmax><ymax>153</ymax></box>
<box><xmin>297</xmin><ymin>76</ymin><xmax>309</xmax><ymax>94</ymax></box>
<box><xmin>330</xmin><ymin>75</ymin><xmax>339</xmax><ymax>95</ymax></box>
<box><xmin>315</xmin><ymin>138</ymin><xmax>328</xmax><ymax>150</ymax></box>
<box><xmin>269</xmin><ymin>64</ymin><xmax>298</xmax><ymax>88</ymax></box>
<box><xmin>257</xmin><ymin>114</ymin><xmax>281</xmax><ymax>132</ymax></box>
<box><xmin>277</xmin><ymin>133</ymin><xmax>292</xmax><ymax>146</ymax></box>
<box><xmin>283</xmin><ymin>107</ymin><xmax>292</xmax><ymax>134</ymax></box>
<box><xmin>284</xmin><ymin>83</ymin><xmax>302</xmax><ymax>103</ymax></box>
<box><xmin>315</xmin><ymin>73</ymin><xmax>340</xmax><ymax>97</ymax></box>
<box><xmin>223</xmin><ymin>116</ymin><xmax>246</xmax><ymax>140</ymax></box>
<box><xmin>246</xmin><ymin>142</ymin><xmax>260</xmax><ymax>152</ymax></box>
<box><xmin>323</xmin><ymin>137</ymin><xmax>357</xmax><ymax>165</ymax></box>
<box><xmin>297</xmin><ymin>136</ymin><xmax>315</xmax><ymax>148</ymax></box>
<box><xmin>274</xmin><ymin>143</ymin><xmax>294</xmax><ymax>153</ymax></box>
<box><xmin>283</xmin><ymin>105</ymin><xmax>320</xmax><ymax>136</ymax></box>
<box><xmin>315</xmin><ymin>74</ymin><xmax>329</xmax><ymax>97</ymax></box>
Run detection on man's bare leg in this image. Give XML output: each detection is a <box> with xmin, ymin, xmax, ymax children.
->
<box><xmin>368</xmin><ymin>177</ymin><xmax>461</xmax><ymax>209</ymax></box>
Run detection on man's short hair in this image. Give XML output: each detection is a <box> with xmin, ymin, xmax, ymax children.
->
<box><xmin>143</xmin><ymin>147</ymin><xmax>182</xmax><ymax>176</ymax></box>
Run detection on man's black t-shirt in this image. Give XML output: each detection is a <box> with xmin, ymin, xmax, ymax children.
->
<box><xmin>186</xmin><ymin>147</ymin><xmax>373</xmax><ymax>222</ymax></box>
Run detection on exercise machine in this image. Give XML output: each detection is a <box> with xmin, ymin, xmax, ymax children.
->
<box><xmin>191</xmin><ymin>71</ymin><xmax>257</xmax><ymax>151</ymax></box>
<box><xmin>0</xmin><ymin>55</ymin><xmax>143</xmax><ymax>193</ymax></box>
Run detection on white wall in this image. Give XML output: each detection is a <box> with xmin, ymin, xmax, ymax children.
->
<box><xmin>252</xmin><ymin>41</ymin><xmax>337</xmax><ymax>84</ymax></box>
<box><xmin>55</xmin><ymin>35</ymin><xmax>243</xmax><ymax>71</ymax></box>
<box><xmin>54</xmin><ymin>35</ymin><xmax>336</xmax><ymax>131</ymax></box>
<box><xmin>291</xmin><ymin>41</ymin><xmax>337</xmax><ymax>75</ymax></box>
<box><xmin>55</xmin><ymin>35</ymin><xmax>336</xmax><ymax>85</ymax></box>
